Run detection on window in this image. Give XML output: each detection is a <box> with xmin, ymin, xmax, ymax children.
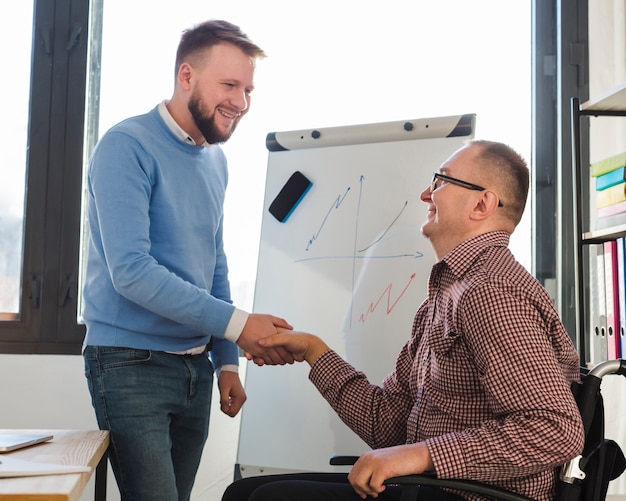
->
<box><xmin>0</xmin><ymin>2</ymin><xmax>32</xmax><ymax>320</ymax></box>
<box><xmin>0</xmin><ymin>0</ymin><xmax>90</xmax><ymax>353</ymax></box>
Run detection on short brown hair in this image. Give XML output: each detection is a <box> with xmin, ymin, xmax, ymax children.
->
<box><xmin>175</xmin><ymin>19</ymin><xmax>266</xmax><ymax>77</ymax></box>
<box><xmin>469</xmin><ymin>139</ymin><xmax>529</xmax><ymax>226</ymax></box>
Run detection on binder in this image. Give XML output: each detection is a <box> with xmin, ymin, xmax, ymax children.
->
<box><xmin>595</xmin><ymin>166</ymin><xmax>626</xmax><ymax>191</ymax></box>
<box><xmin>623</xmin><ymin>330</ymin><xmax>626</xmax><ymax>362</ymax></box>
<box><xmin>589</xmin><ymin>244</ymin><xmax>608</xmax><ymax>363</ymax></box>
<box><xmin>590</xmin><ymin>151</ymin><xmax>626</xmax><ymax>177</ymax></box>
<box><xmin>596</xmin><ymin>182</ymin><xmax>626</xmax><ymax>208</ymax></box>
<box><xmin>603</xmin><ymin>240</ymin><xmax>621</xmax><ymax>359</ymax></box>
<box><xmin>597</xmin><ymin>199</ymin><xmax>626</xmax><ymax>219</ymax></box>
<box><xmin>618</xmin><ymin>237</ymin><xmax>626</xmax><ymax>358</ymax></box>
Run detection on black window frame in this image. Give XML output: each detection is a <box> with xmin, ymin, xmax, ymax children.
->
<box><xmin>0</xmin><ymin>0</ymin><xmax>90</xmax><ymax>354</ymax></box>
<box><xmin>531</xmin><ymin>0</ymin><xmax>589</xmax><ymax>343</ymax></box>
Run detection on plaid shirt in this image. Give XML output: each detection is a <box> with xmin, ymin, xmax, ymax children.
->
<box><xmin>310</xmin><ymin>231</ymin><xmax>584</xmax><ymax>501</ymax></box>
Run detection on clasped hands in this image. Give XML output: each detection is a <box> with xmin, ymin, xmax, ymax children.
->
<box><xmin>237</xmin><ymin>313</ymin><xmax>329</xmax><ymax>367</ymax></box>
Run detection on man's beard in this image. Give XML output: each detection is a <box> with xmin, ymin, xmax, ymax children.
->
<box><xmin>188</xmin><ymin>94</ymin><xmax>237</xmax><ymax>145</ymax></box>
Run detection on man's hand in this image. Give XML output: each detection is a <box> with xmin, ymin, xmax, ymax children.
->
<box><xmin>257</xmin><ymin>331</ymin><xmax>329</xmax><ymax>366</ymax></box>
<box><xmin>348</xmin><ymin>443</ymin><xmax>434</xmax><ymax>499</ymax></box>
<box><xmin>217</xmin><ymin>370</ymin><xmax>247</xmax><ymax>417</ymax></box>
<box><xmin>236</xmin><ymin>314</ymin><xmax>294</xmax><ymax>365</ymax></box>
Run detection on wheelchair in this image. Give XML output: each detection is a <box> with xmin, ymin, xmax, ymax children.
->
<box><xmin>331</xmin><ymin>359</ymin><xmax>626</xmax><ymax>501</ymax></box>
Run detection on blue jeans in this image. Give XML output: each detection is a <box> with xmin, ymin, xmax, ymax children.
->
<box><xmin>84</xmin><ymin>345</ymin><xmax>214</xmax><ymax>501</ymax></box>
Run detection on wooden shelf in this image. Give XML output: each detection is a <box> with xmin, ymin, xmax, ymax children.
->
<box><xmin>572</xmin><ymin>82</ymin><xmax>626</xmax><ymax>365</ymax></box>
<box><xmin>582</xmin><ymin>223</ymin><xmax>626</xmax><ymax>244</ymax></box>
<box><xmin>578</xmin><ymin>82</ymin><xmax>626</xmax><ymax>245</ymax></box>
<box><xmin>583</xmin><ymin>82</ymin><xmax>626</xmax><ymax>111</ymax></box>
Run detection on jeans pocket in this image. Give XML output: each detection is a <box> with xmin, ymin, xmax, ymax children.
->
<box><xmin>93</xmin><ymin>346</ymin><xmax>152</xmax><ymax>371</ymax></box>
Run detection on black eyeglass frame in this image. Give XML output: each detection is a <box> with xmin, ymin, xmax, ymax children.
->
<box><xmin>431</xmin><ymin>172</ymin><xmax>504</xmax><ymax>208</ymax></box>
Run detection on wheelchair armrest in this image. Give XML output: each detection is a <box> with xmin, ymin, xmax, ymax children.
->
<box><xmin>329</xmin><ymin>455</ymin><xmax>360</xmax><ymax>466</ymax></box>
<box><xmin>329</xmin><ymin>456</ymin><xmax>534</xmax><ymax>501</ymax></box>
<box><xmin>385</xmin><ymin>474</ymin><xmax>535</xmax><ymax>501</ymax></box>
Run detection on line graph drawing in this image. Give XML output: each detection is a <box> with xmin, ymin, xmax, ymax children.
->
<box><xmin>297</xmin><ymin>174</ymin><xmax>425</xmax><ymax>326</ymax></box>
<box><xmin>305</xmin><ymin>186</ymin><xmax>351</xmax><ymax>252</ymax></box>
<box><xmin>358</xmin><ymin>200</ymin><xmax>408</xmax><ymax>253</ymax></box>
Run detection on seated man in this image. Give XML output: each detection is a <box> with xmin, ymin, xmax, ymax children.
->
<box><xmin>224</xmin><ymin>140</ymin><xmax>584</xmax><ymax>501</ymax></box>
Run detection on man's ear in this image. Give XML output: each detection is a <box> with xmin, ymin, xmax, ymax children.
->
<box><xmin>470</xmin><ymin>191</ymin><xmax>500</xmax><ymax>221</ymax></box>
<box><xmin>177</xmin><ymin>62</ymin><xmax>193</xmax><ymax>91</ymax></box>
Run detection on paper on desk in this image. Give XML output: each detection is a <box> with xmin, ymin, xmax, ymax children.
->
<box><xmin>0</xmin><ymin>455</ymin><xmax>91</xmax><ymax>477</ymax></box>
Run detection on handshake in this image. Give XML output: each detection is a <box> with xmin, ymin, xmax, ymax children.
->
<box><xmin>236</xmin><ymin>313</ymin><xmax>329</xmax><ymax>367</ymax></box>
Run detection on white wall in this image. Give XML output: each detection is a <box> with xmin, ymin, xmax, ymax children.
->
<box><xmin>0</xmin><ymin>354</ymin><xmax>243</xmax><ymax>500</ymax></box>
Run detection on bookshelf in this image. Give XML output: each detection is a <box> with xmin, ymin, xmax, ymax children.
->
<box><xmin>571</xmin><ymin>82</ymin><xmax>626</xmax><ymax>366</ymax></box>
<box><xmin>583</xmin><ymin>224</ymin><xmax>626</xmax><ymax>245</ymax></box>
<box><xmin>583</xmin><ymin>82</ymin><xmax>626</xmax><ymax>112</ymax></box>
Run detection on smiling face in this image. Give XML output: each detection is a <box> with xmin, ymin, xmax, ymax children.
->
<box><xmin>420</xmin><ymin>144</ymin><xmax>489</xmax><ymax>259</ymax></box>
<box><xmin>419</xmin><ymin>140</ymin><xmax>528</xmax><ymax>260</ymax></box>
<box><xmin>185</xmin><ymin>42</ymin><xmax>256</xmax><ymax>144</ymax></box>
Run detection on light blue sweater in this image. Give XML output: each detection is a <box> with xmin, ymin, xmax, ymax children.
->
<box><xmin>82</xmin><ymin>106</ymin><xmax>239</xmax><ymax>369</ymax></box>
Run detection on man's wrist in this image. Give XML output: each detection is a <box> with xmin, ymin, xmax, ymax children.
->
<box><xmin>224</xmin><ymin>309</ymin><xmax>249</xmax><ymax>343</ymax></box>
<box><xmin>217</xmin><ymin>364</ymin><xmax>239</xmax><ymax>377</ymax></box>
<box><xmin>305</xmin><ymin>339</ymin><xmax>330</xmax><ymax>366</ymax></box>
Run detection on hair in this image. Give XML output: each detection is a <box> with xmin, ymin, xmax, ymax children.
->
<box><xmin>469</xmin><ymin>139</ymin><xmax>529</xmax><ymax>226</ymax></box>
<box><xmin>175</xmin><ymin>19</ymin><xmax>266</xmax><ymax>78</ymax></box>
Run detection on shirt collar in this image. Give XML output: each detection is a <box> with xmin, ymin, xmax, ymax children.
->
<box><xmin>158</xmin><ymin>100</ymin><xmax>208</xmax><ymax>147</ymax></box>
<box><xmin>440</xmin><ymin>231</ymin><xmax>511</xmax><ymax>278</ymax></box>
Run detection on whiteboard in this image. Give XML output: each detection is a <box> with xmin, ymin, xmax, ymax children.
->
<box><xmin>237</xmin><ymin>114</ymin><xmax>475</xmax><ymax>476</ymax></box>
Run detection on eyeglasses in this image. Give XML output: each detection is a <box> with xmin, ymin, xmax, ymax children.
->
<box><xmin>431</xmin><ymin>172</ymin><xmax>504</xmax><ymax>208</ymax></box>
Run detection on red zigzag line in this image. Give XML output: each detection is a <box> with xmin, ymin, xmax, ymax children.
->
<box><xmin>358</xmin><ymin>273</ymin><xmax>417</xmax><ymax>323</ymax></box>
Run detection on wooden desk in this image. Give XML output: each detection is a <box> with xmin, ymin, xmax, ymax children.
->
<box><xmin>0</xmin><ymin>429</ymin><xmax>109</xmax><ymax>500</ymax></box>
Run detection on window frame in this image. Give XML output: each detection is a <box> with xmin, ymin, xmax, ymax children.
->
<box><xmin>0</xmin><ymin>0</ymin><xmax>90</xmax><ymax>354</ymax></box>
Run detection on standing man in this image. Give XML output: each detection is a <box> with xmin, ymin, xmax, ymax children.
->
<box><xmin>226</xmin><ymin>140</ymin><xmax>585</xmax><ymax>501</ymax></box>
<box><xmin>82</xmin><ymin>20</ymin><xmax>292</xmax><ymax>501</ymax></box>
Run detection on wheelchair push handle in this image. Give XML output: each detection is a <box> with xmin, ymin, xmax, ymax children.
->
<box><xmin>588</xmin><ymin>359</ymin><xmax>626</xmax><ymax>379</ymax></box>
